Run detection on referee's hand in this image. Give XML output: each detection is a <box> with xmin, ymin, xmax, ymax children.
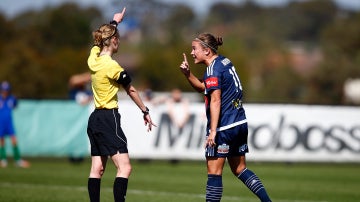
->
<box><xmin>143</xmin><ymin>114</ymin><xmax>156</xmax><ymax>132</ymax></box>
<box><xmin>113</xmin><ymin>7</ymin><xmax>126</xmax><ymax>24</ymax></box>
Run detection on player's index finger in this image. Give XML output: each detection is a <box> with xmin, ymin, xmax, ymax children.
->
<box><xmin>183</xmin><ymin>53</ymin><xmax>188</xmax><ymax>63</ymax></box>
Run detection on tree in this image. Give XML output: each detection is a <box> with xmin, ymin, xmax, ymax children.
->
<box><xmin>304</xmin><ymin>12</ymin><xmax>360</xmax><ymax>104</ymax></box>
<box><xmin>285</xmin><ymin>0</ymin><xmax>337</xmax><ymax>42</ymax></box>
<box><xmin>0</xmin><ymin>3</ymin><xmax>102</xmax><ymax>98</ymax></box>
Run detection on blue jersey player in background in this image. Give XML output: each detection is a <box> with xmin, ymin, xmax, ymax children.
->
<box><xmin>179</xmin><ymin>33</ymin><xmax>271</xmax><ymax>202</ymax></box>
<box><xmin>0</xmin><ymin>81</ymin><xmax>30</xmax><ymax>168</ymax></box>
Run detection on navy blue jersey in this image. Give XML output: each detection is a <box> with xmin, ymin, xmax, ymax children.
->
<box><xmin>203</xmin><ymin>55</ymin><xmax>247</xmax><ymax>133</ymax></box>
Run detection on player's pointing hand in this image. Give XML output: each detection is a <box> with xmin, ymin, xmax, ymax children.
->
<box><xmin>180</xmin><ymin>53</ymin><xmax>190</xmax><ymax>76</ymax></box>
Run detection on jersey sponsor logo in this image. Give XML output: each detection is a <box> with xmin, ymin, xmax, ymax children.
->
<box><xmin>217</xmin><ymin>144</ymin><xmax>230</xmax><ymax>154</ymax></box>
<box><xmin>205</xmin><ymin>77</ymin><xmax>218</xmax><ymax>88</ymax></box>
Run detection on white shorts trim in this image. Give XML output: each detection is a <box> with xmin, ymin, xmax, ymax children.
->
<box><xmin>208</xmin><ymin>119</ymin><xmax>248</xmax><ymax>133</ymax></box>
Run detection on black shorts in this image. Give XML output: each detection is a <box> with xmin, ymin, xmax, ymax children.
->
<box><xmin>87</xmin><ymin>108</ymin><xmax>128</xmax><ymax>156</ymax></box>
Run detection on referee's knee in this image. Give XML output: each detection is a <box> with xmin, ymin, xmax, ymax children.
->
<box><xmin>89</xmin><ymin>166</ymin><xmax>106</xmax><ymax>178</ymax></box>
<box><xmin>117</xmin><ymin>164</ymin><xmax>132</xmax><ymax>178</ymax></box>
<box><xmin>124</xmin><ymin>164</ymin><xmax>132</xmax><ymax>175</ymax></box>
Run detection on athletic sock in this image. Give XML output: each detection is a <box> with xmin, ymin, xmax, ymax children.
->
<box><xmin>12</xmin><ymin>144</ymin><xmax>21</xmax><ymax>161</ymax></box>
<box><xmin>0</xmin><ymin>146</ymin><xmax>6</xmax><ymax>160</ymax></box>
<box><xmin>238</xmin><ymin>168</ymin><xmax>271</xmax><ymax>202</ymax></box>
<box><xmin>113</xmin><ymin>177</ymin><xmax>128</xmax><ymax>202</ymax></box>
<box><xmin>206</xmin><ymin>174</ymin><xmax>223</xmax><ymax>202</ymax></box>
<box><xmin>88</xmin><ymin>178</ymin><xmax>101</xmax><ymax>202</ymax></box>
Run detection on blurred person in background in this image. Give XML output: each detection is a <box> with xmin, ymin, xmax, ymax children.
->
<box><xmin>68</xmin><ymin>72</ymin><xmax>93</xmax><ymax>164</ymax></box>
<box><xmin>68</xmin><ymin>72</ymin><xmax>93</xmax><ymax>106</ymax></box>
<box><xmin>179</xmin><ymin>33</ymin><xmax>271</xmax><ymax>202</ymax></box>
<box><xmin>0</xmin><ymin>81</ymin><xmax>30</xmax><ymax>168</ymax></box>
<box><xmin>141</xmin><ymin>88</ymin><xmax>167</xmax><ymax>106</ymax></box>
<box><xmin>87</xmin><ymin>7</ymin><xmax>155</xmax><ymax>202</ymax></box>
<box><xmin>142</xmin><ymin>88</ymin><xmax>154</xmax><ymax>103</ymax></box>
<box><xmin>166</xmin><ymin>88</ymin><xmax>190</xmax><ymax>134</ymax></box>
<box><xmin>166</xmin><ymin>88</ymin><xmax>191</xmax><ymax>164</ymax></box>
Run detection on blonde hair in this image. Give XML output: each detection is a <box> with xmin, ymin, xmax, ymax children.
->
<box><xmin>195</xmin><ymin>33</ymin><xmax>223</xmax><ymax>53</ymax></box>
<box><xmin>92</xmin><ymin>24</ymin><xmax>118</xmax><ymax>49</ymax></box>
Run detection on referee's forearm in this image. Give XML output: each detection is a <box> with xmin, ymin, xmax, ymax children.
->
<box><xmin>126</xmin><ymin>85</ymin><xmax>147</xmax><ymax>112</ymax></box>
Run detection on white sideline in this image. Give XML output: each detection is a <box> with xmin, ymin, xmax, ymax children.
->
<box><xmin>0</xmin><ymin>182</ymin><xmax>328</xmax><ymax>202</ymax></box>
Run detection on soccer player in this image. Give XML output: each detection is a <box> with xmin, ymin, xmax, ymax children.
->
<box><xmin>87</xmin><ymin>8</ymin><xmax>155</xmax><ymax>202</ymax></box>
<box><xmin>179</xmin><ymin>33</ymin><xmax>271</xmax><ymax>202</ymax></box>
<box><xmin>0</xmin><ymin>81</ymin><xmax>30</xmax><ymax>168</ymax></box>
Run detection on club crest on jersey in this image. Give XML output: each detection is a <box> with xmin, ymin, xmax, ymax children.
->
<box><xmin>205</xmin><ymin>77</ymin><xmax>218</xmax><ymax>88</ymax></box>
<box><xmin>217</xmin><ymin>144</ymin><xmax>230</xmax><ymax>154</ymax></box>
<box><xmin>231</xmin><ymin>98</ymin><xmax>243</xmax><ymax>109</ymax></box>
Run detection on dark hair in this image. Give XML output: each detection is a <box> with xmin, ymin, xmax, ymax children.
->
<box><xmin>92</xmin><ymin>24</ymin><xmax>118</xmax><ymax>49</ymax></box>
<box><xmin>195</xmin><ymin>33</ymin><xmax>223</xmax><ymax>53</ymax></box>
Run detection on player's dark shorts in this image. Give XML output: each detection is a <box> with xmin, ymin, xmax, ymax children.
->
<box><xmin>205</xmin><ymin>123</ymin><xmax>249</xmax><ymax>158</ymax></box>
<box><xmin>87</xmin><ymin>108</ymin><xmax>128</xmax><ymax>156</ymax></box>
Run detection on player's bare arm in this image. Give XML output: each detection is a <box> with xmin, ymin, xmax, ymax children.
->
<box><xmin>206</xmin><ymin>89</ymin><xmax>221</xmax><ymax>147</ymax></box>
<box><xmin>180</xmin><ymin>53</ymin><xmax>205</xmax><ymax>93</ymax></box>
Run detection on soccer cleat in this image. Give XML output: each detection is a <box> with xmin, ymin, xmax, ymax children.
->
<box><xmin>16</xmin><ymin>159</ymin><xmax>30</xmax><ymax>168</ymax></box>
<box><xmin>1</xmin><ymin>160</ymin><xmax>8</xmax><ymax>168</ymax></box>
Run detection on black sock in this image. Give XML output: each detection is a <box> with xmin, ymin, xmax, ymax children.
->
<box><xmin>113</xmin><ymin>177</ymin><xmax>128</xmax><ymax>202</ymax></box>
<box><xmin>88</xmin><ymin>178</ymin><xmax>101</xmax><ymax>202</ymax></box>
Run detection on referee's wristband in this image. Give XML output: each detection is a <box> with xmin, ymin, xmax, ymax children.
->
<box><xmin>142</xmin><ymin>107</ymin><xmax>149</xmax><ymax>115</ymax></box>
<box><xmin>110</xmin><ymin>20</ymin><xmax>118</xmax><ymax>27</ymax></box>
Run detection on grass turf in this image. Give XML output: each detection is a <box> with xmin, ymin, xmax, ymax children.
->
<box><xmin>0</xmin><ymin>158</ymin><xmax>359</xmax><ymax>202</ymax></box>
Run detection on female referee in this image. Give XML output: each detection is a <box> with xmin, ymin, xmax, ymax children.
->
<box><xmin>179</xmin><ymin>33</ymin><xmax>271</xmax><ymax>202</ymax></box>
<box><xmin>87</xmin><ymin>8</ymin><xmax>155</xmax><ymax>202</ymax></box>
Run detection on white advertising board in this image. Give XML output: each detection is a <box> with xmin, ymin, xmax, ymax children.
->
<box><xmin>117</xmin><ymin>101</ymin><xmax>360</xmax><ymax>162</ymax></box>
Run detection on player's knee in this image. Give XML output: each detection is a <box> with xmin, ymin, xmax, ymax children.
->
<box><xmin>231</xmin><ymin>165</ymin><xmax>246</xmax><ymax>176</ymax></box>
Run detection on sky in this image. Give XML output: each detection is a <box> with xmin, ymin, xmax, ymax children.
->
<box><xmin>0</xmin><ymin>0</ymin><xmax>360</xmax><ymax>18</ymax></box>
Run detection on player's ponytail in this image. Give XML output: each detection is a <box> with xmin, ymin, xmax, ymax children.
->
<box><xmin>216</xmin><ymin>36</ymin><xmax>223</xmax><ymax>47</ymax></box>
<box><xmin>195</xmin><ymin>33</ymin><xmax>222</xmax><ymax>54</ymax></box>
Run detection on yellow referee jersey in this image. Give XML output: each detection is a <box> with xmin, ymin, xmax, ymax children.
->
<box><xmin>87</xmin><ymin>46</ymin><xmax>124</xmax><ymax>109</ymax></box>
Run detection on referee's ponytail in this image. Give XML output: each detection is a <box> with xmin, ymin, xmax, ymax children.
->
<box><xmin>92</xmin><ymin>24</ymin><xmax>118</xmax><ymax>49</ymax></box>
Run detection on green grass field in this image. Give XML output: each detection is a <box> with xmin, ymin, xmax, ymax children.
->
<box><xmin>0</xmin><ymin>158</ymin><xmax>359</xmax><ymax>202</ymax></box>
